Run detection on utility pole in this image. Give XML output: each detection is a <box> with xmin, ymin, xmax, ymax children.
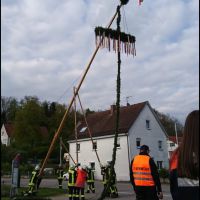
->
<box><xmin>126</xmin><ymin>96</ymin><xmax>132</xmax><ymax>105</ymax></box>
<box><xmin>175</xmin><ymin>122</ymin><xmax>179</xmax><ymax>146</ymax></box>
<box><xmin>59</xmin><ymin>137</ymin><xmax>62</xmax><ymax>166</ymax></box>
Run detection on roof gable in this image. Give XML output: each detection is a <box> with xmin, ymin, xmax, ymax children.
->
<box><xmin>72</xmin><ymin>101</ymin><xmax>147</xmax><ymax>140</ymax></box>
<box><xmin>2</xmin><ymin>123</ymin><xmax>48</xmax><ymax>138</ymax></box>
<box><xmin>4</xmin><ymin>123</ymin><xmax>14</xmax><ymax>137</ymax></box>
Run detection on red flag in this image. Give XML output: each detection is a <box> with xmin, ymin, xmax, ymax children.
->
<box><xmin>139</xmin><ymin>0</ymin><xmax>143</xmax><ymax>5</ymax></box>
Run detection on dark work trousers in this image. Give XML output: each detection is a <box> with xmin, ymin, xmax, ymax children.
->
<box><xmin>135</xmin><ymin>187</ymin><xmax>159</xmax><ymax>200</ymax></box>
<box><xmin>58</xmin><ymin>178</ymin><xmax>63</xmax><ymax>189</ymax></box>
<box><xmin>68</xmin><ymin>186</ymin><xmax>75</xmax><ymax>200</ymax></box>
<box><xmin>76</xmin><ymin>187</ymin><xmax>85</xmax><ymax>200</ymax></box>
<box><xmin>86</xmin><ymin>182</ymin><xmax>95</xmax><ymax>193</ymax></box>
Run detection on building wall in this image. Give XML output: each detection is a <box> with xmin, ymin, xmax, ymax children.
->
<box><xmin>1</xmin><ymin>125</ymin><xmax>10</xmax><ymax>146</ymax></box>
<box><xmin>69</xmin><ymin>135</ymin><xmax>130</xmax><ymax>181</ymax></box>
<box><xmin>167</xmin><ymin>140</ymin><xmax>178</xmax><ymax>159</ymax></box>
<box><xmin>128</xmin><ymin>104</ymin><xmax>169</xmax><ymax>169</ymax></box>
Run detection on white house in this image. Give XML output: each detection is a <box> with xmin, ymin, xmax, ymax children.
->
<box><xmin>1</xmin><ymin>123</ymin><xmax>13</xmax><ymax>146</ymax></box>
<box><xmin>68</xmin><ymin>101</ymin><xmax>169</xmax><ymax>181</ymax></box>
<box><xmin>167</xmin><ymin>136</ymin><xmax>182</xmax><ymax>159</ymax></box>
<box><xmin>1</xmin><ymin>123</ymin><xmax>49</xmax><ymax>146</ymax></box>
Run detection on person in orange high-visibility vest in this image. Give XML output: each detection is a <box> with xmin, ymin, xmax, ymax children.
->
<box><xmin>130</xmin><ymin>145</ymin><xmax>163</xmax><ymax>200</ymax></box>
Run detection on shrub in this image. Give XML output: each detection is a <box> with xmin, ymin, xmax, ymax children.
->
<box><xmin>159</xmin><ymin>168</ymin><xmax>169</xmax><ymax>182</ymax></box>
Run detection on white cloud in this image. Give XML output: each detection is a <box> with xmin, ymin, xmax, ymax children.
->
<box><xmin>1</xmin><ymin>0</ymin><xmax>199</xmax><ymax>124</ymax></box>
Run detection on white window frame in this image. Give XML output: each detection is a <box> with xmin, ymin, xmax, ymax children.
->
<box><xmin>92</xmin><ymin>141</ymin><xmax>97</xmax><ymax>151</ymax></box>
<box><xmin>76</xmin><ymin>143</ymin><xmax>80</xmax><ymax>152</ymax></box>
<box><xmin>136</xmin><ymin>138</ymin><xmax>141</xmax><ymax>149</ymax></box>
<box><xmin>158</xmin><ymin>140</ymin><xmax>163</xmax><ymax>151</ymax></box>
<box><xmin>146</xmin><ymin>120</ymin><xmax>151</xmax><ymax>130</ymax></box>
<box><xmin>157</xmin><ymin>161</ymin><xmax>163</xmax><ymax>170</ymax></box>
<box><xmin>117</xmin><ymin>137</ymin><xmax>120</xmax><ymax>149</ymax></box>
<box><xmin>90</xmin><ymin>162</ymin><xmax>95</xmax><ymax>170</ymax></box>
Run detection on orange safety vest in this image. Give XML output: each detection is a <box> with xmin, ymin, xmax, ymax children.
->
<box><xmin>132</xmin><ymin>155</ymin><xmax>155</xmax><ymax>186</ymax></box>
<box><xmin>170</xmin><ymin>150</ymin><xmax>178</xmax><ymax>171</ymax></box>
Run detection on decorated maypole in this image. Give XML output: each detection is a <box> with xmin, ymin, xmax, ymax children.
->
<box><xmin>96</xmin><ymin>0</ymin><xmax>136</xmax><ymax>199</ymax></box>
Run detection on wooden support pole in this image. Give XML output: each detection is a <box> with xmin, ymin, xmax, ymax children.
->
<box><xmin>74</xmin><ymin>87</ymin><xmax>79</xmax><ymax>163</ymax></box>
<box><xmin>38</xmin><ymin>5</ymin><xmax>122</xmax><ymax>177</ymax></box>
<box><xmin>77</xmin><ymin>92</ymin><xmax>102</xmax><ymax>167</ymax></box>
<box><xmin>60</xmin><ymin>140</ymin><xmax>76</xmax><ymax>165</ymax></box>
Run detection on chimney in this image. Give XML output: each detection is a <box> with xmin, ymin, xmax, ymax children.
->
<box><xmin>110</xmin><ymin>105</ymin><xmax>116</xmax><ymax>115</ymax></box>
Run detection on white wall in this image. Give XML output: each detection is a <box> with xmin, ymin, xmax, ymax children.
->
<box><xmin>128</xmin><ymin>104</ymin><xmax>169</xmax><ymax>169</ymax></box>
<box><xmin>167</xmin><ymin>140</ymin><xmax>178</xmax><ymax>159</ymax></box>
<box><xmin>1</xmin><ymin>125</ymin><xmax>10</xmax><ymax>146</ymax></box>
<box><xmin>69</xmin><ymin>135</ymin><xmax>130</xmax><ymax>181</ymax></box>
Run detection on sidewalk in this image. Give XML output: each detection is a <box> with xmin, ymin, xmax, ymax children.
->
<box><xmin>48</xmin><ymin>182</ymin><xmax>172</xmax><ymax>200</ymax></box>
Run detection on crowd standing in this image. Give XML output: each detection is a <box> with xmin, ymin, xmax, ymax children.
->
<box><xmin>21</xmin><ymin>110</ymin><xmax>199</xmax><ymax>200</ymax></box>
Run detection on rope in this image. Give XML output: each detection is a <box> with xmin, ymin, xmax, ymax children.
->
<box><xmin>76</xmin><ymin>91</ymin><xmax>103</xmax><ymax>167</ymax></box>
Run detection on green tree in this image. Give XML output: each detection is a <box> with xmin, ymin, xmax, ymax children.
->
<box><xmin>13</xmin><ymin>96</ymin><xmax>46</xmax><ymax>151</ymax></box>
<box><xmin>1</xmin><ymin>96</ymin><xmax>19</xmax><ymax>126</ymax></box>
<box><xmin>154</xmin><ymin>109</ymin><xmax>183</xmax><ymax>136</ymax></box>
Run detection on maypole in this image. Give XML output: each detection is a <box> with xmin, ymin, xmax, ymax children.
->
<box><xmin>38</xmin><ymin>4</ymin><xmax>121</xmax><ymax>178</ymax></box>
<box><xmin>96</xmin><ymin>0</ymin><xmax>136</xmax><ymax>199</ymax></box>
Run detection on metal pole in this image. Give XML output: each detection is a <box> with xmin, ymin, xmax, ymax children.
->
<box><xmin>175</xmin><ymin>122</ymin><xmax>179</xmax><ymax>146</ymax></box>
<box><xmin>74</xmin><ymin>87</ymin><xmax>79</xmax><ymax>163</ymax></box>
<box><xmin>59</xmin><ymin>137</ymin><xmax>62</xmax><ymax>166</ymax></box>
<box><xmin>38</xmin><ymin>6</ymin><xmax>120</xmax><ymax>177</ymax></box>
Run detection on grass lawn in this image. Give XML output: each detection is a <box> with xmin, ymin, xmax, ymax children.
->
<box><xmin>1</xmin><ymin>184</ymin><xmax>67</xmax><ymax>200</ymax></box>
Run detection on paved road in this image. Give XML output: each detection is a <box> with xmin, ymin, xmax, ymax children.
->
<box><xmin>2</xmin><ymin>177</ymin><xmax>172</xmax><ymax>200</ymax></box>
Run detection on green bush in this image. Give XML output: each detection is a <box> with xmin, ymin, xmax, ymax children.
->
<box><xmin>159</xmin><ymin>168</ymin><xmax>169</xmax><ymax>179</ymax></box>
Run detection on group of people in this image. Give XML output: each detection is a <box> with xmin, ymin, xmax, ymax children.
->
<box><xmin>24</xmin><ymin>110</ymin><xmax>199</xmax><ymax>200</ymax></box>
<box><xmin>130</xmin><ymin>110</ymin><xmax>199</xmax><ymax>200</ymax></box>
<box><xmin>67</xmin><ymin>164</ymin><xmax>95</xmax><ymax>200</ymax></box>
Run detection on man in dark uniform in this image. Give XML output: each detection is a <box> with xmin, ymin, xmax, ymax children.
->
<box><xmin>86</xmin><ymin>166</ymin><xmax>95</xmax><ymax>193</ymax></box>
<box><xmin>68</xmin><ymin>165</ymin><xmax>77</xmax><ymax>200</ymax></box>
<box><xmin>56</xmin><ymin>164</ymin><xmax>64</xmax><ymax>189</ymax></box>
<box><xmin>130</xmin><ymin>145</ymin><xmax>163</xmax><ymax>200</ymax></box>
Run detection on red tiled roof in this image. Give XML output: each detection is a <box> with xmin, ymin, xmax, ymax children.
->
<box><xmin>4</xmin><ymin>123</ymin><xmax>14</xmax><ymax>137</ymax></box>
<box><xmin>71</xmin><ymin>101</ymin><xmax>147</xmax><ymax>140</ymax></box>
<box><xmin>3</xmin><ymin>123</ymin><xmax>48</xmax><ymax>138</ymax></box>
<box><xmin>168</xmin><ymin>136</ymin><xmax>182</xmax><ymax>144</ymax></box>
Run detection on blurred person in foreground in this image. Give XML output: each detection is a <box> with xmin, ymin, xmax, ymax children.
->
<box><xmin>170</xmin><ymin>110</ymin><xmax>199</xmax><ymax>200</ymax></box>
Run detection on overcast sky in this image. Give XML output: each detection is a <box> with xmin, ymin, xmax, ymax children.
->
<box><xmin>1</xmin><ymin>0</ymin><xmax>199</xmax><ymax>124</ymax></box>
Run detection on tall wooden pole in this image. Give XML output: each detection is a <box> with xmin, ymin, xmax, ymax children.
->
<box><xmin>39</xmin><ymin>5</ymin><xmax>121</xmax><ymax>177</ymax></box>
<box><xmin>74</xmin><ymin>87</ymin><xmax>79</xmax><ymax>163</ymax></box>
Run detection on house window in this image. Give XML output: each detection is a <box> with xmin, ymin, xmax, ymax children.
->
<box><xmin>157</xmin><ymin>161</ymin><xmax>163</xmax><ymax>170</ymax></box>
<box><xmin>146</xmin><ymin>120</ymin><xmax>150</xmax><ymax>129</ymax></box>
<box><xmin>117</xmin><ymin>138</ymin><xmax>120</xmax><ymax>148</ymax></box>
<box><xmin>80</xmin><ymin>127</ymin><xmax>87</xmax><ymax>133</ymax></box>
<box><xmin>90</xmin><ymin>162</ymin><xmax>95</xmax><ymax>170</ymax></box>
<box><xmin>93</xmin><ymin>141</ymin><xmax>97</xmax><ymax>150</ymax></box>
<box><xmin>136</xmin><ymin>138</ymin><xmax>141</xmax><ymax>149</ymax></box>
<box><xmin>170</xmin><ymin>143</ymin><xmax>175</xmax><ymax>147</ymax></box>
<box><xmin>158</xmin><ymin>141</ymin><xmax>163</xmax><ymax>150</ymax></box>
<box><xmin>76</xmin><ymin>143</ymin><xmax>80</xmax><ymax>152</ymax></box>
<box><xmin>107</xmin><ymin>161</ymin><xmax>112</xmax><ymax>165</ymax></box>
